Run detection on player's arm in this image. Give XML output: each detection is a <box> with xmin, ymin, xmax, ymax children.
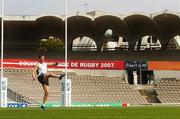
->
<box><xmin>47</xmin><ymin>62</ymin><xmax>58</xmax><ymax>66</ymax></box>
<box><xmin>32</xmin><ymin>64</ymin><xmax>38</xmax><ymax>81</ymax></box>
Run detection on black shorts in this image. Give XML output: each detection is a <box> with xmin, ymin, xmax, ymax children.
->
<box><xmin>37</xmin><ymin>73</ymin><xmax>49</xmax><ymax>86</ymax></box>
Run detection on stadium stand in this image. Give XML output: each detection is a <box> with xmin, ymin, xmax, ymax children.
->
<box><xmin>155</xmin><ymin>79</ymin><xmax>180</xmax><ymax>103</ymax></box>
<box><xmin>2</xmin><ymin>68</ymin><xmax>149</xmax><ymax>105</ymax></box>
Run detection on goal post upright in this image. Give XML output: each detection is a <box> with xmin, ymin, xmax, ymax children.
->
<box><xmin>0</xmin><ymin>0</ymin><xmax>7</xmax><ymax>108</ymax></box>
<box><xmin>60</xmin><ymin>0</ymin><xmax>72</xmax><ymax>107</ymax></box>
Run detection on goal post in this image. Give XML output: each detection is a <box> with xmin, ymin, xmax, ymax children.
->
<box><xmin>0</xmin><ymin>77</ymin><xmax>7</xmax><ymax>107</ymax></box>
<box><xmin>61</xmin><ymin>78</ymin><xmax>71</xmax><ymax>107</ymax></box>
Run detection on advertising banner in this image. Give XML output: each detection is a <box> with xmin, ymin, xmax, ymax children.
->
<box><xmin>148</xmin><ymin>61</ymin><xmax>180</xmax><ymax>70</ymax></box>
<box><xmin>0</xmin><ymin>59</ymin><xmax>124</xmax><ymax>70</ymax></box>
<box><xmin>40</xmin><ymin>102</ymin><xmax>122</xmax><ymax>107</ymax></box>
<box><xmin>125</xmin><ymin>61</ymin><xmax>147</xmax><ymax>70</ymax></box>
<box><xmin>7</xmin><ymin>103</ymin><xmax>27</xmax><ymax>108</ymax></box>
<box><xmin>71</xmin><ymin>102</ymin><xmax>122</xmax><ymax>107</ymax></box>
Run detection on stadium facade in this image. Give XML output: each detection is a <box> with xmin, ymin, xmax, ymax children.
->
<box><xmin>1</xmin><ymin>11</ymin><xmax>180</xmax><ymax>51</ymax></box>
<box><xmin>1</xmin><ymin>11</ymin><xmax>180</xmax><ymax>85</ymax></box>
<box><xmin>2</xmin><ymin>11</ymin><xmax>180</xmax><ymax>105</ymax></box>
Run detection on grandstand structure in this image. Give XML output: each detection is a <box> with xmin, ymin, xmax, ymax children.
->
<box><xmin>155</xmin><ymin>79</ymin><xmax>180</xmax><ymax>103</ymax></box>
<box><xmin>0</xmin><ymin>11</ymin><xmax>180</xmax><ymax>51</ymax></box>
<box><xmin>3</xmin><ymin>68</ymin><xmax>148</xmax><ymax>104</ymax></box>
<box><xmin>1</xmin><ymin>11</ymin><xmax>180</xmax><ymax>106</ymax></box>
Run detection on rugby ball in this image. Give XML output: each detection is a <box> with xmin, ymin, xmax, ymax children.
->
<box><xmin>104</xmin><ymin>29</ymin><xmax>113</xmax><ymax>37</ymax></box>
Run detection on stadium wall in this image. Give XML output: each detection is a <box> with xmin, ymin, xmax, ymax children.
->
<box><xmin>3</xmin><ymin>58</ymin><xmax>180</xmax><ymax>82</ymax></box>
<box><xmin>154</xmin><ymin>70</ymin><xmax>180</xmax><ymax>81</ymax></box>
<box><xmin>71</xmin><ymin>69</ymin><xmax>124</xmax><ymax>78</ymax></box>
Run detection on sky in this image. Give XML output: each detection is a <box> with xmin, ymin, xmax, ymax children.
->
<box><xmin>0</xmin><ymin>0</ymin><xmax>180</xmax><ymax>15</ymax></box>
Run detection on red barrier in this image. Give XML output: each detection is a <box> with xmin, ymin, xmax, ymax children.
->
<box><xmin>148</xmin><ymin>61</ymin><xmax>180</xmax><ymax>70</ymax></box>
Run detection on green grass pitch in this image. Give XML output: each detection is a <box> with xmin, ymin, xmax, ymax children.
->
<box><xmin>0</xmin><ymin>106</ymin><xmax>180</xmax><ymax>119</ymax></box>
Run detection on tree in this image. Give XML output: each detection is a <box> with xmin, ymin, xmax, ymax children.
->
<box><xmin>38</xmin><ymin>36</ymin><xmax>64</xmax><ymax>51</ymax></box>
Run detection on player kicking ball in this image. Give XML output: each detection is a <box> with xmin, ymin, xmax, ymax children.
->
<box><xmin>32</xmin><ymin>55</ymin><xmax>65</xmax><ymax>110</ymax></box>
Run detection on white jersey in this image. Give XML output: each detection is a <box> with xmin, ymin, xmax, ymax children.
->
<box><xmin>37</xmin><ymin>62</ymin><xmax>47</xmax><ymax>76</ymax></box>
